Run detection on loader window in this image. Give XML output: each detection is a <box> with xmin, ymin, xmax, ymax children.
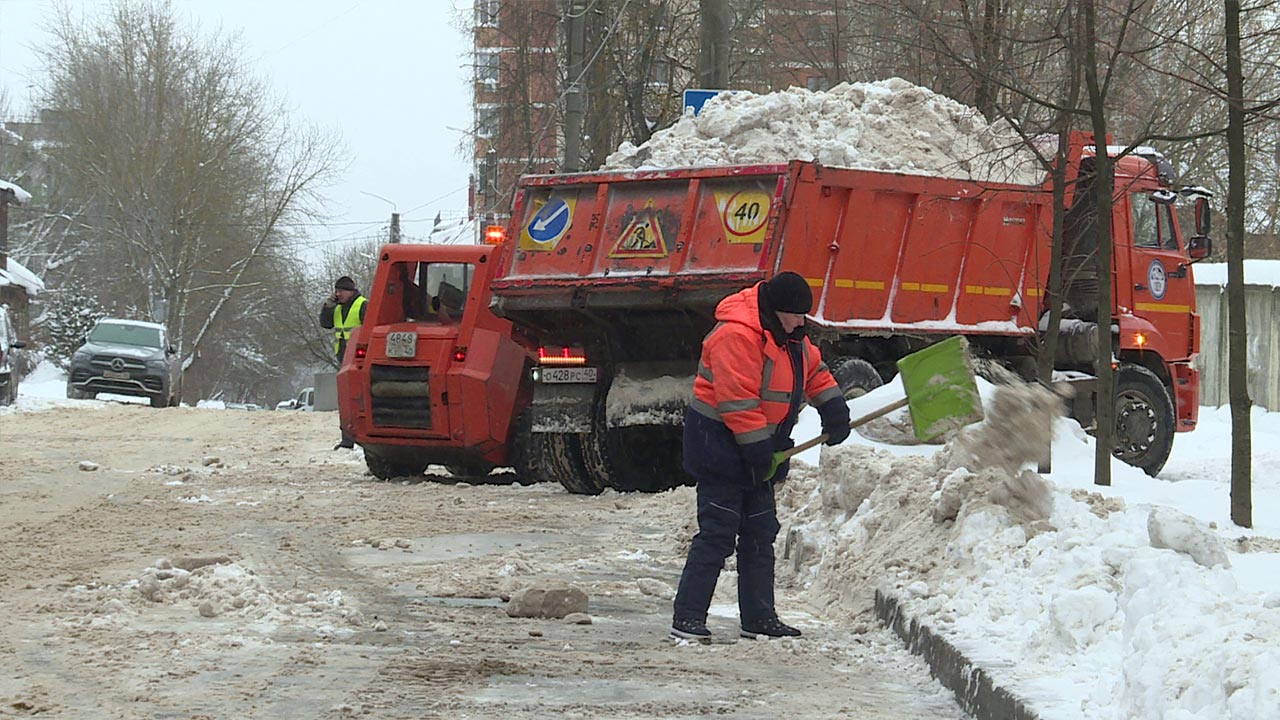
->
<box><xmin>388</xmin><ymin>261</ymin><xmax>473</xmax><ymax>326</ymax></box>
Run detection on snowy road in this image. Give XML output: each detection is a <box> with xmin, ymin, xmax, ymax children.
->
<box><xmin>0</xmin><ymin>403</ymin><xmax>966</xmax><ymax>719</ymax></box>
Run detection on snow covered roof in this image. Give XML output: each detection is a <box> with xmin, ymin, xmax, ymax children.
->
<box><xmin>0</xmin><ymin>179</ymin><xmax>32</xmax><ymax>204</ymax></box>
<box><xmin>97</xmin><ymin>318</ymin><xmax>166</xmax><ymax>330</ymax></box>
<box><xmin>1193</xmin><ymin>260</ymin><xmax>1280</xmax><ymax>287</ymax></box>
<box><xmin>0</xmin><ymin>256</ymin><xmax>44</xmax><ymax>296</ymax></box>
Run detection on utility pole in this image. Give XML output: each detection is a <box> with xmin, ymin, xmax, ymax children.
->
<box><xmin>562</xmin><ymin>0</ymin><xmax>587</xmax><ymax>172</ymax></box>
<box><xmin>698</xmin><ymin>0</ymin><xmax>730</xmax><ymax>89</ymax></box>
<box><xmin>390</xmin><ymin>213</ymin><xmax>401</xmax><ymax>244</ymax></box>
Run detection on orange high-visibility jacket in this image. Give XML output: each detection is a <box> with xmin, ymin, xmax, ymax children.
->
<box><xmin>688</xmin><ymin>282</ymin><xmax>843</xmax><ymax>446</ymax></box>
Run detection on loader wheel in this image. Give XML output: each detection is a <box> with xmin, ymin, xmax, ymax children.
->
<box><xmin>829</xmin><ymin>356</ymin><xmax>883</xmax><ymax>399</ymax></box>
<box><xmin>580</xmin><ymin>410</ymin><xmax>687</xmax><ymax>493</ymax></box>
<box><xmin>1112</xmin><ymin>364</ymin><xmax>1175</xmax><ymax>477</ymax></box>
<box><xmin>445</xmin><ymin>461</ymin><xmax>495</xmax><ymax>479</ymax></box>
<box><xmin>364</xmin><ymin>447</ymin><xmax>429</xmax><ymax>481</ymax></box>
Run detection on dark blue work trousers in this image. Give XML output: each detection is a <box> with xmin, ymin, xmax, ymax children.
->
<box><xmin>672</xmin><ymin>470</ymin><xmax>782</xmax><ymax>625</ymax></box>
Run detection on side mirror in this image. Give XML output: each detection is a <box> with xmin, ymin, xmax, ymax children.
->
<box><xmin>11</xmin><ymin>341</ymin><xmax>26</xmax><ymax>350</ymax></box>
<box><xmin>1195</xmin><ymin>196</ymin><xmax>1211</xmax><ymax>236</ymax></box>
<box><xmin>1188</xmin><ymin>234</ymin><xmax>1212</xmax><ymax>261</ymax></box>
<box><xmin>1188</xmin><ymin>196</ymin><xmax>1212</xmax><ymax>261</ymax></box>
<box><xmin>167</xmin><ymin>345</ymin><xmax>177</xmax><ymax>355</ymax></box>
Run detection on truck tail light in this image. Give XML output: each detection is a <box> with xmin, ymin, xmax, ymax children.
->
<box><xmin>538</xmin><ymin>345</ymin><xmax>587</xmax><ymax>367</ymax></box>
<box><xmin>454</xmin><ymin>349</ymin><xmax>466</xmax><ymax>362</ymax></box>
<box><xmin>485</xmin><ymin>225</ymin><xmax>506</xmax><ymax>244</ymax></box>
<box><xmin>354</xmin><ymin>345</ymin><xmax>367</xmax><ymax>359</ymax></box>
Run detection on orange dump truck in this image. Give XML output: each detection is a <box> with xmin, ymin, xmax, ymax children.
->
<box><xmin>490</xmin><ymin>132</ymin><xmax>1211</xmax><ymax>491</ymax></box>
<box><xmin>336</xmin><ymin>243</ymin><xmax>537</xmax><ymax>481</ymax></box>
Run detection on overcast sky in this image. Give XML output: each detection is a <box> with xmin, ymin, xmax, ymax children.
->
<box><xmin>0</xmin><ymin>0</ymin><xmax>475</xmax><ymax>253</ymax></box>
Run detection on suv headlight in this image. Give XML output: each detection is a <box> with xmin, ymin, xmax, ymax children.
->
<box><xmin>71</xmin><ymin>349</ymin><xmax>91</xmax><ymax>363</ymax></box>
<box><xmin>147</xmin><ymin>359</ymin><xmax>170</xmax><ymax>370</ymax></box>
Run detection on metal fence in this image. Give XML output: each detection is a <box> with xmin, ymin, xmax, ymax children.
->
<box><xmin>1195</xmin><ymin>283</ymin><xmax>1280</xmax><ymax>410</ymax></box>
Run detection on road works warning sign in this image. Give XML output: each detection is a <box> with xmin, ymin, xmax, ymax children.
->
<box><xmin>609</xmin><ymin>200</ymin><xmax>669</xmax><ymax>258</ymax></box>
<box><xmin>717</xmin><ymin>190</ymin><xmax>771</xmax><ymax>244</ymax></box>
<box><xmin>520</xmin><ymin>196</ymin><xmax>576</xmax><ymax>251</ymax></box>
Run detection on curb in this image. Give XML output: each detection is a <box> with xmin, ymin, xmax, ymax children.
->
<box><xmin>875</xmin><ymin>589</ymin><xmax>1041</xmax><ymax>720</ymax></box>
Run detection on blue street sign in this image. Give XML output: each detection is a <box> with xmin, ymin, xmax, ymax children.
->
<box><xmin>527</xmin><ymin>198</ymin><xmax>571</xmax><ymax>243</ymax></box>
<box><xmin>683</xmin><ymin>89</ymin><xmax>725</xmax><ymax>116</ymax></box>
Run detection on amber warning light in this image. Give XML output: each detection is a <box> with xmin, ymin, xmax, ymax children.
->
<box><xmin>538</xmin><ymin>346</ymin><xmax>587</xmax><ymax>367</ymax></box>
<box><xmin>485</xmin><ymin>225</ymin><xmax>506</xmax><ymax>244</ymax></box>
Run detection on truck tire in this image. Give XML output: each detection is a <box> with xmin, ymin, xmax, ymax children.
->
<box><xmin>1113</xmin><ymin>363</ymin><xmax>1175</xmax><ymax>477</ymax></box>
<box><xmin>510</xmin><ymin>413</ymin><xmax>546</xmax><ymax>485</ymax></box>
<box><xmin>829</xmin><ymin>356</ymin><xmax>883</xmax><ymax>398</ymax></box>
<box><xmin>512</xmin><ymin>415</ymin><xmax>603</xmax><ymax>495</ymax></box>
<box><xmin>580</xmin><ymin>413</ymin><xmax>686</xmax><ymax>493</ymax></box>
<box><xmin>364</xmin><ymin>448</ymin><xmax>429</xmax><ymax>481</ymax></box>
<box><xmin>543</xmin><ymin>433</ymin><xmax>605</xmax><ymax>495</ymax></box>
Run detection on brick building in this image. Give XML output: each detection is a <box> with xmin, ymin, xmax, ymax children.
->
<box><xmin>468</xmin><ymin>1</ymin><xmax>843</xmax><ymax>229</ymax></box>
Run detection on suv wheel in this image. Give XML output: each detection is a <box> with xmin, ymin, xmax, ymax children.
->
<box><xmin>66</xmin><ymin>383</ymin><xmax>93</xmax><ymax>400</ymax></box>
<box><xmin>149</xmin><ymin>394</ymin><xmax>168</xmax><ymax>408</ymax></box>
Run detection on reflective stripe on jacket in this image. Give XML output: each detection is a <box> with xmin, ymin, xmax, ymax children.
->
<box><xmin>332</xmin><ymin>296</ymin><xmax>367</xmax><ymax>354</ymax></box>
<box><xmin>688</xmin><ymin>282</ymin><xmax>842</xmax><ymax>447</ymax></box>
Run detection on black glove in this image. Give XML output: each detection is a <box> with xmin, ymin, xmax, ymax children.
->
<box><xmin>741</xmin><ymin>438</ymin><xmax>776</xmax><ymax>486</ymax></box>
<box><xmin>818</xmin><ymin>396</ymin><xmax>852</xmax><ymax>446</ymax></box>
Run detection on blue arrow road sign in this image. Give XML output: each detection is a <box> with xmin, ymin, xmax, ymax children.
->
<box><xmin>684</xmin><ymin>89</ymin><xmax>724</xmax><ymax>116</ymax></box>
<box><xmin>527</xmin><ymin>198</ymin><xmax>571</xmax><ymax>243</ymax></box>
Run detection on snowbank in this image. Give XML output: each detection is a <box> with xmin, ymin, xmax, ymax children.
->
<box><xmin>780</xmin><ymin>381</ymin><xmax>1280</xmax><ymax>720</ymax></box>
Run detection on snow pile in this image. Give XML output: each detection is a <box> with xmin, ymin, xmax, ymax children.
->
<box><xmin>602</xmin><ymin>78</ymin><xmax>1043</xmax><ymax>185</ymax></box>
<box><xmin>780</xmin><ymin>381</ymin><xmax>1280</xmax><ymax>719</ymax></box>
<box><xmin>51</xmin><ymin>558</ymin><xmax>367</xmax><ymax>636</ymax></box>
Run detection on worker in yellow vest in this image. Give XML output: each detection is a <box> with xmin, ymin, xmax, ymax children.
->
<box><xmin>320</xmin><ymin>275</ymin><xmax>366</xmax><ymax>449</ymax></box>
<box><xmin>321</xmin><ymin>276</ymin><xmax>367</xmax><ymax>362</ymax></box>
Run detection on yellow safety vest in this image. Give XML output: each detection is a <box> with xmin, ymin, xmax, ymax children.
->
<box><xmin>332</xmin><ymin>296</ymin><xmax>366</xmax><ymax>355</ymax></box>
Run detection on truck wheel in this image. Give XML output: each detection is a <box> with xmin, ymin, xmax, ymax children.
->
<box><xmin>510</xmin><ymin>413</ymin><xmax>546</xmax><ymax>485</ymax></box>
<box><xmin>364</xmin><ymin>448</ymin><xmax>429</xmax><ymax>481</ymax></box>
<box><xmin>829</xmin><ymin>357</ymin><xmax>883</xmax><ymax>399</ymax></box>
<box><xmin>580</xmin><ymin>412</ymin><xmax>686</xmax><ymax>493</ymax></box>
<box><xmin>543</xmin><ymin>433</ymin><xmax>604</xmax><ymax>495</ymax></box>
<box><xmin>1112</xmin><ymin>364</ymin><xmax>1175</xmax><ymax>477</ymax></box>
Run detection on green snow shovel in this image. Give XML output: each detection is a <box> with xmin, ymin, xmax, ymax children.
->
<box><xmin>769</xmin><ymin>335</ymin><xmax>984</xmax><ymax>477</ymax></box>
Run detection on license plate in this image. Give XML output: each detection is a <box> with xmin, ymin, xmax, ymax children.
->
<box><xmin>385</xmin><ymin>331</ymin><xmax>417</xmax><ymax>358</ymax></box>
<box><xmin>540</xmin><ymin>367</ymin><xmax>598</xmax><ymax>384</ymax></box>
<box><xmin>103</xmin><ymin>370</ymin><xmax>130</xmax><ymax>380</ymax></box>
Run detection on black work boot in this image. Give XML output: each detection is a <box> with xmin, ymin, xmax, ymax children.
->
<box><xmin>669</xmin><ymin>617</ymin><xmax>712</xmax><ymax>641</ymax></box>
<box><xmin>740</xmin><ymin>616</ymin><xmax>802</xmax><ymax>639</ymax></box>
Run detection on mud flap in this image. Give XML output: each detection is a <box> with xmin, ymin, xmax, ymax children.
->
<box><xmin>530</xmin><ymin>382</ymin><xmax>594</xmax><ymax>433</ymax></box>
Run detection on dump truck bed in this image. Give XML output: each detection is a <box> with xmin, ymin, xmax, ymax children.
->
<box><xmin>493</xmin><ymin>161</ymin><xmax>1053</xmax><ymax>337</ymax></box>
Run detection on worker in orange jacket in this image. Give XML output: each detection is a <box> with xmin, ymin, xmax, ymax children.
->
<box><xmin>671</xmin><ymin>271</ymin><xmax>851</xmax><ymax>641</ymax></box>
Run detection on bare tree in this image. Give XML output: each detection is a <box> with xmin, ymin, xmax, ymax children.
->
<box><xmin>1224</xmin><ymin>0</ymin><xmax>1251</xmax><ymax>527</ymax></box>
<box><xmin>34</xmin><ymin>0</ymin><xmax>340</xmax><ymax>401</ymax></box>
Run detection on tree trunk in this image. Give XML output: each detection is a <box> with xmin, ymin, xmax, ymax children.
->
<box><xmin>1224</xmin><ymin>0</ymin><xmax>1252</xmax><ymax>527</ymax></box>
<box><xmin>1080</xmin><ymin>0</ymin><xmax>1114</xmax><ymax>487</ymax></box>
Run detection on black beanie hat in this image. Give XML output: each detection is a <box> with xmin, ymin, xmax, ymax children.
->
<box><xmin>763</xmin><ymin>271</ymin><xmax>813</xmax><ymax>314</ymax></box>
<box><xmin>334</xmin><ymin>276</ymin><xmax>357</xmax><ymax>292</ymax></box>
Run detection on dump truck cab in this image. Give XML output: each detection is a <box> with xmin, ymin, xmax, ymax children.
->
<box><xmin>337</xmin><ymin>243</ymin><xmax>535</xmax><ymax>480</ymax></box>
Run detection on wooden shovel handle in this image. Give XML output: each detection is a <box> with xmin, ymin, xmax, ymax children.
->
<box><xmin>775</xmin><ymin>396</ymin><xmax>910</xmax><ymax>464</ymax></box>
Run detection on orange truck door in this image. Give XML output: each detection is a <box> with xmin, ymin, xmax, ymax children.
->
<box><xmin>1122</xmin><ymin>191</ymin><xmax>1196</xmax><ymax>361</ymax></box>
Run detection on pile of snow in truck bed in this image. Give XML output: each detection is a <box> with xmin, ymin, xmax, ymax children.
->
<box><xmin>602</xmin><ymin>77</ymin><xmax>1044</xmax><ymax>185</ymax></box>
